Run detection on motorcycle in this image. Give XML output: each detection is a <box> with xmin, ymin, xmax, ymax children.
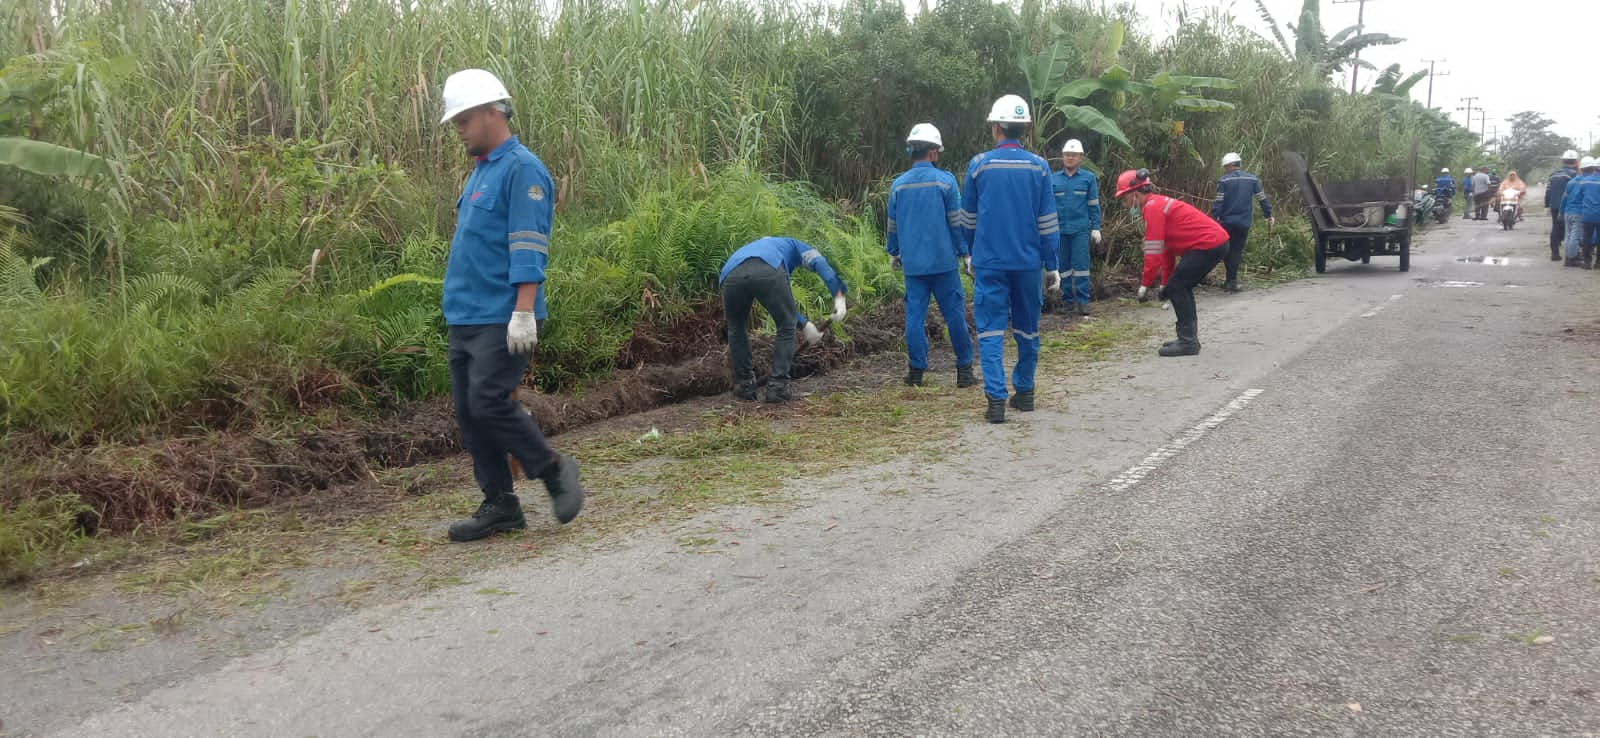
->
<box><xmin>1411</xmin><ymin>188</ymin><xmax>1435</xmax><ymax>227</ymax></box>
<box><xmin>1430</xmin><ymin>187</ymin><xmax>1453</xmax><ymax>224</ymax></box>
<box><xmin>1498</xmin><ymin>188</ymin><xmax>1522</xmax><ymax>231</ymax></box>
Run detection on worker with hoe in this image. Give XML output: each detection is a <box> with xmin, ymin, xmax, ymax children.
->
<box><xmin>719</xmin><ymin>237</ymin><xmax>848</xmax><ymax>402</ymax></box>
<box><xmin>960</xmin><ymin>94</ymin><xmax>1060</xmax><ymax>424</ymax></box>
<box><xmin>885</xmin><ymin>123</ymin><xmax>976</xmax><ymax>388</ymax></box>
<box><xmin>1209</xmin><ymin>152</ymin><xmax>1274</xmax><ymax>293</ymax></box>
<box><xmin>437</xmin><ymin>68</ymin><xmax>584</xmax><ymax>542</ymax></box>
<box><xmin>1547</xmin><ymin>150</ymin><xmax>1580</xmax><ymax>261</ymax></box>
<box><xmin>1048</xmin><ymin>138</ymin><xmax>1102</xmax><ymax>317</ymax></box>
<box><xmin>1117</xmin><ymin>168</ymin><xmax>1229</xmax><ymax>357</ymax></box>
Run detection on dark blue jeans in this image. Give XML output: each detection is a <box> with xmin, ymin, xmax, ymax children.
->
<box><xmin>448</xmin><ymin>323</ymin><xmax>556</xmax><ymax>498</ymax></box>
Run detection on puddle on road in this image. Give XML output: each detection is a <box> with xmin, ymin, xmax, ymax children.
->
<box><xmin>1414</xmin><ymin>278</ymin><xmax>1485</xmax><ymax>287</ymax></box>
<box><xmin>1454</xmin><ymin>256</ymin><xmax>1528</xmax><ymax>266</ymax></box>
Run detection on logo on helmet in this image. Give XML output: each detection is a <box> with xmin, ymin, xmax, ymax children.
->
<box><xmin>1014</xmin><ymin>105</ymin><xmax>1025</xmax><ymax>116</ymax></box>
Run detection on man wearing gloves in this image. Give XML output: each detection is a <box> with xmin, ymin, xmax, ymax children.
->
<box><xmin>886</xmin><ymin>123</ymin><xmax>976</xmax><ymax>388</ymax></box>
<box><xmin>720</xmin><ymin>236</ymin><xmax>848</xmax><ymax>403</ymax></box>
<box><xmin>1049</xmin><ymin>139</ymin><xmax>1102</xmax><ymax>316</ymax></box>
<box><xmin>1547</xmin><ymin>151</ymin><xmax>1580</xmax><ymax>261</ymax></box>
<box><xmin>438</xmin><ymin>68</ymin><xmax>584</xmax><ymax>542</ymax></box>
<box><xmin>960</xmin><ymin>95</ymin><xmax>1060</xmax><ymax>424</ymax></box>
<box><xmin>1117</xmin><ymin>168</ymin><xmax>1229</xmax><ymax>357</ymax></box>
<box><xmin>1209</xmin><ymin>152</ymin><xmax>1273</xmax><ymax>293</ymax></box>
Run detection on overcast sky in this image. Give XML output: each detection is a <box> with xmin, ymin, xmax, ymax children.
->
<box><xmin>1121</xmin><ymin>0</ymin><xmax>1597</xmax><ymax>150</ymax></box>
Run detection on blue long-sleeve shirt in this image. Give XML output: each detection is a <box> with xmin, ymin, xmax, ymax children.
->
<box><xmin>1564</xmin><ymin>174</ymin><xmax>1600</xmax><ymax>223</ymax></box>
<box><xmin>959</xmin><ymin>140</ymin><xmax>1059</xmax><ymax>272</ymax></box>
<box><xmin>1049</xmin><ymin>167</ymin><xmax>1102</xmax><ymax>235</ymax></box>
<box><xmin>1210</xmin><ymin>169</ymin><xmax>1272</xmax><ymax>228</ymax></box>
<box><xmin>886</xmin><ymin>162</ymin><xmax>966</xmax><ymax>276</ymax></box>
<box><xmin>1434</xmin><ymin>175</ymin><xmax>1455</xmax><ymax>199</ymax></box>
<box><xmin>719</xmin><ymin>236</ymin><xmax>848</xmax><ymax>296</ymax></box>
<box><xmin>1548</xmin><ymin>166</ymin><xmax>1578</xmax><ymax>211</ymax></box>
<box><xmin>443</xmin><ymin>136</ymin><xmax>555</xmax><ymax>326</ymax></box>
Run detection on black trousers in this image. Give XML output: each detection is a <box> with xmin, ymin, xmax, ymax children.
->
<box><xmin>722</xmin><ymin>258</ymin><xmax>799</xmax><ymax>384</ymax></box>
<box><xmin>448</xmin><ymin>323</ymin><xmax>556</xmax><ymax>498</ymax></box>
<box><xmin>1222</xmin><ymin>224</ymin><xmax>1250</xmax><ymax>281</ymax></box>
<box><xmin>1168</xmin><ymin>243</ymin><xmax>1228</xmax><ymax>340</ymax></box>
<box><xmin>1552</xmin><ymin>210</ymin><xmax>1567</xmax><ymax>255</ymax></box>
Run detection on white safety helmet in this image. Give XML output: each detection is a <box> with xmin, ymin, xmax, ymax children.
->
<box><xmin>1465</xmin><ymin>168</ymin><xmax>1474</xmax><ymax>174</ymax></box>
<box><xmin>440</xmin><ymin>68</ymin><xmax>512</xmax><ymax>124</ymax></box>
<box><xmin>1061</xmin><ymin>139</ymin><xmax>1085</xmax><ymax>154</ymax></box>
<box><xmin>1440</xmin><ymin>167</ymin><xmax>1450</xmax><ymax>174</ymax></box>
<box><xmin>906</xmin><ymin>123</ymin><xmax>944</xmax><ymax>152</ymax></box>
<box><xmin>1563</xmin><ymin>150</ymin><xmax>1580</xmax><ymax>162</ymax></box>
<box><xmin>1221</xmin><ymin>152</ymin><xmax>1242</xmax><ymax>167</ymax></box>
<box><xmin>1583</xmin><ymin>156</ymin><xmax>1598</xmax><ymax>170</ymax></box>
<box><xmin>986</xmin><ymin>94</ymin><xmax>1032</xmax><ymax>124</ymax></box>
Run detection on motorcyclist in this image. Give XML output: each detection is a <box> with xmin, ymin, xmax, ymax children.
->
<box><xmin>1497</xmin><ymin>171</ymin><xmax>1527</xmax><ymax>222</ymax></box>
<box><xmin>1434</xmin><ymin>168</ymin><xmax>1455</xmax><ymax>202</ymax></box>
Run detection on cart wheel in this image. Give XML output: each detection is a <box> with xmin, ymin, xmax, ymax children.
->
<box><xmin>1315</xmin><ymin>237</ymin><xmax>1327</xmax><ymax>274</ymax></box>
<box><xmin>1399</xmin><ymin>233</ymin><xmax>1411</xmax><ymax>273</ymax></box>
<box><xmin>1361</xmin><ymin>253</ymin><xmax>1371</xmax><ymax>264</ymax></box>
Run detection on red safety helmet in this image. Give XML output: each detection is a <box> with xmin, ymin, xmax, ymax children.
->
<box><xmin>1115</xmin><ymin>168</ymin><xmax>1152</xmax><ymax>197</ymax></box>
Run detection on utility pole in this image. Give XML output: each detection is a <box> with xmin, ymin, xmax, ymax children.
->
<box><xmin>1333</xmin><ymin>0</ymin><xmax>1377</xmax><ymax>94</ymax></box>
<box><xmin>1420</xmin><ymin>58</ymin><xmax>1450</xmax><ymax>109</ymax></box>
<box><xmin>1477</xmin><ymin>110</ymin><xmax>1488</xmax><ymax>146</ymax></box>
<box><xmin>1456</xmin><ymin>96</ymin><xmax>1479</xmax><ymax>138</ymax></box>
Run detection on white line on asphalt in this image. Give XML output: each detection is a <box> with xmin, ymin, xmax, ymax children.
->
<box><xmin>1361</xmin><ymin>293</ymin><xmax>1404</xmax><ymax>318</ymax></box>
<box><xmin>1105</xmin><ymin>388</ymin><xmax>1265</xmax><ymax>492</ymax></box>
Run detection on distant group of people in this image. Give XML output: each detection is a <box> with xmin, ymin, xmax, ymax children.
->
<box><xmin>1451</xmin><ymin>165</ymin><xmax>1524</xmax><ymax>221</ymax></box>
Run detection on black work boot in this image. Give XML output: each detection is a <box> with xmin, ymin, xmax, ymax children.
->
<box><xmin>1552</xmin><ymin>245</ymin><xmax>1563</xmax><ymax>261</ymax></box>
<box><xmin>1159</xmin><ymin>325</ymin><xmax>1202</xmax><ymax>357</ymax></box>
<box><xmin>764</xmin><ymin>380</ymin><xmax>793</xmax><ymax>403</ymax></box>
<box><xmin>1222</xmin><ymin>279</ymin><xmax>1240</xmax><ymax>293</ymax></box>
<box><xmin>985</xmin><ymin>397</ymin><xmax>1006</xmax><ymax>424</ymax></box>
<box><xmin>539</xmin><ymin>454</ymin><xmax>584</xmax><ymax>524</ymax></box>
<box><xmin>448</xmin><ymin>494</ymin><xmax>527</xmax><ymax>542</ymax></box>
<box><xmin>1076</xmin><ymin>302</ymin><xmax>1092</xmax><ymax>317</ymax></box>
<box><xmin>733</xmin><ymin>378</ymin><xmax>758</xmax><ymax>401</ymax></box>
<box><xmin>904</xmin><ymin>368</ymin><xmax>925</xmax><ymax>387</ymax></box>
<box><xmin>1585</xmin><ymin>246</ymin><xmax>1595</xmax><ymax>270</ymax></box>
<box><xmin>956</xmin><ymin>365</ymin><xmax>978</xmax><ymax>388</ymax></box>
<box><xmin>1009</xmin><ymin>389</ymin><xmax>1035</xmax><ymax>412</ymax></box>
<box><xmin>1566</xmin><ymin>257</ymin><xmax>1582</xmax><ymax>268</ymax></box>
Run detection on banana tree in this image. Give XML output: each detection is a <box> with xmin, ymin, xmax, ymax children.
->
<box><xmin>0</xmin><ymin>49</ymin><xmax>124</xmax><ymax>184</ymax></box>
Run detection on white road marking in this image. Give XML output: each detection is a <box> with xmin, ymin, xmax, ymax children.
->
<box><xmin>1361</xmin><ymin>293</ymin><xmax>1405</xmax><ymax>318</ymax></box>
<box><xmin>1105</xmin><ymin>388</ymin><xmax>1266</xmax><ymax>492</ymax></box>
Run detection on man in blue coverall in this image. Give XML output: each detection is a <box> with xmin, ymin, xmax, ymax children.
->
<box><xmin>886</xmin><ymin>123</ymin><xmax>976</xmax><ymax>389</ymax></box>
<box><xmin>719</xmin><ymin>237</ymin><xmax>848</xmax><ymax>403</ymax></box>
<box><xmin>437</xmin><ymin>68</ymin><xmax>584</xmax><ymax>542</ymax></box>
<box><xmin>1547</xmin><ymin>151</ymin><xmax>1580</xmax><ymax>261</ymax></box>
<box><xmin>960</xmin><ymin>95</ymin><xmax>1060</xmax><ymax>424</ymax></box>
<box><xmin>1434</xmin><ymin>168</ymin><xmax>1455</xmax><ymax>212</ymax></box>
<box><xmin>1461</xmin><ymin>168</ymin><xmax>1475</xmax><ymax>219</ymax></box>
<box><xmin>1049</xmin><ymin>139</ymin><xmax>1102</xmax><ymax>317</ymax></box>
<box><xmin>1210</xmin><ymin>152</ymin><xmax>1273</xmax><ymax>293</ymax></box>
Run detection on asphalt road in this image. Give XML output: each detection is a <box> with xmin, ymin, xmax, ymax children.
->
<box><xmin>36</xmin><ymin>211</ymin><xmax>1600</xmax><ymax>736</ymax></box>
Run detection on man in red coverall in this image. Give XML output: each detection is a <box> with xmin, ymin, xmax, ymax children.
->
<box><xmin>1115</xmin><ymin>168</ymin><xmax>1230</xmax><ymax>357</ymax></box>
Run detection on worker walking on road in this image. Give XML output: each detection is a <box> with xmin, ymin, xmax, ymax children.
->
<box><xmin>438</xmin><ymin>68</ymin><xmax>584</xmax><ymax>542</ymax></box>
<box><xmin>1117</xmin><ymin>169</ymin><xmax>1229</xmax><ymax>357</ymax></box>
<box><xmin>1547</xmin><ymin>151</ymin><xmax>1580</xmax><ymax>261</ymax></box>
<box><xmin>1565</xmin><ymin>158</ymin><xmax>1600</xmax><ymax>269</ymax></box>
<box><xmin>1209</xmin><ymin>152</ymin><xmax>1273</xmax><ymax>293</ymax></box>
<box><xmin>1049</xmin><ymin>139</ymin><xmax>1102</xmax><ymax>316</ymax></box>
<box><xmin>1460</xmin><ymin>168</ymin><xmax>1475</xmax><ymax>219</ymax></box>
<box><xmin>720</xmin><ymin>237</ymin><xmax>848</xmax><ymax>402</ymax></box>
<box><xmin>886</xmin><ymin>123</ymin><xmax>976</xmax><ymax>388</ymax></box>
<box><xmin>1473</xmin><ymin>168</ymin><xmax>1493</xmax><ymax>220</ymax></box>
<box><xmin>960</xmin><ymin>95</ymin><xmax>1060</xmax><ymax>424</ymax></box>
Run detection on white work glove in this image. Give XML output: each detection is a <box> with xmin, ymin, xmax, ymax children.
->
<box><xmin>1090</xmin><ymin>229</ymin><xmax>1102</xmax><ymax>245</ymax></box>
<box><xmin>831</xmin><ymin>294</ymin><xmax>847</xmax><ymax>322</ymax></box>
<box><xmin>801</xmin><ymin>321</ymin><xmax>824</xmax><ymax>346</ymax></box>
<box><xmin>1044</xmin><ymin>270</ymin><xmax>1061</xmax><ymax>291</ymax></box>
<box><xmin>962</xmin><ymin>256</ymin><xmax>973</xmax><ymax>276</ymax></box>
<box><xmin>1137</xmin><ymin>285</ymin><xmax>1151</xmax><ymax>303</ymax></box>
<box><xmin>1267</xmin><ymin>217</ymin><xmax>1277</xmax><ymax>227</ymax></box>
<box><xmin>507</xmin><ymin>311</ymin><xmax>538</xmax><ymax>354</ymax></box>
<box><xmin>890</xmin><ymin>255</ymin><xmax>903</xmax><ymax>271</ymax></box>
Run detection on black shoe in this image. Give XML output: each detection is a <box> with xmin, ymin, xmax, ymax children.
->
<box><xmin>540</xmin><ymin>454</ymin><xmax>584</xmax><ymax>524</ymax></box>
<box><xmin>1009</xmin><ymin>389</ymin><xmax>1035</xmax><ymax>412</ymax></box>
<box><xmin>1158</xmin><ymin>339</ymin><xmax>1202</xmax><ymax>357</ymax></box>
<box><xmin>956</xmin><ymin>365</ymin><xmax>978</xmax><ymax>388</ymax></box>
<box><xmin>1565</xmin><ymin>258</ymin><xmax>1581</xmax><ymax>267</ymax></box>
<box><xmin>1222</xmin><ymin>279</ymin><xmax>1240</xmax><ymax>293</ymax></box>
<box><xmin>764</xmin><ymin>381</ymin><xmax>793</xmax><ymax>403</ymax></box>
<box><xmin>986</xmin><ymin>397</ymin><xmax>1006</xmax><ymax>424</ymax></box>
<box><xmin>1076</xmin><ymin>302</ymin><xmax>1092</xmax><ymax>317</ymax></box>
<box><xmin>904</xmin><ymin>368</ymin><xmax>925</xmax><ymax>387</ymax></box>
<box><xmin>448</xmin><ymin>494</ymin><xmax>527</xmax><ymax>542</ymax></box>
<box><xmin>733</xmin><ymin>380</ymin><xmax>758</xmax><ymax>401</ymax></box>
